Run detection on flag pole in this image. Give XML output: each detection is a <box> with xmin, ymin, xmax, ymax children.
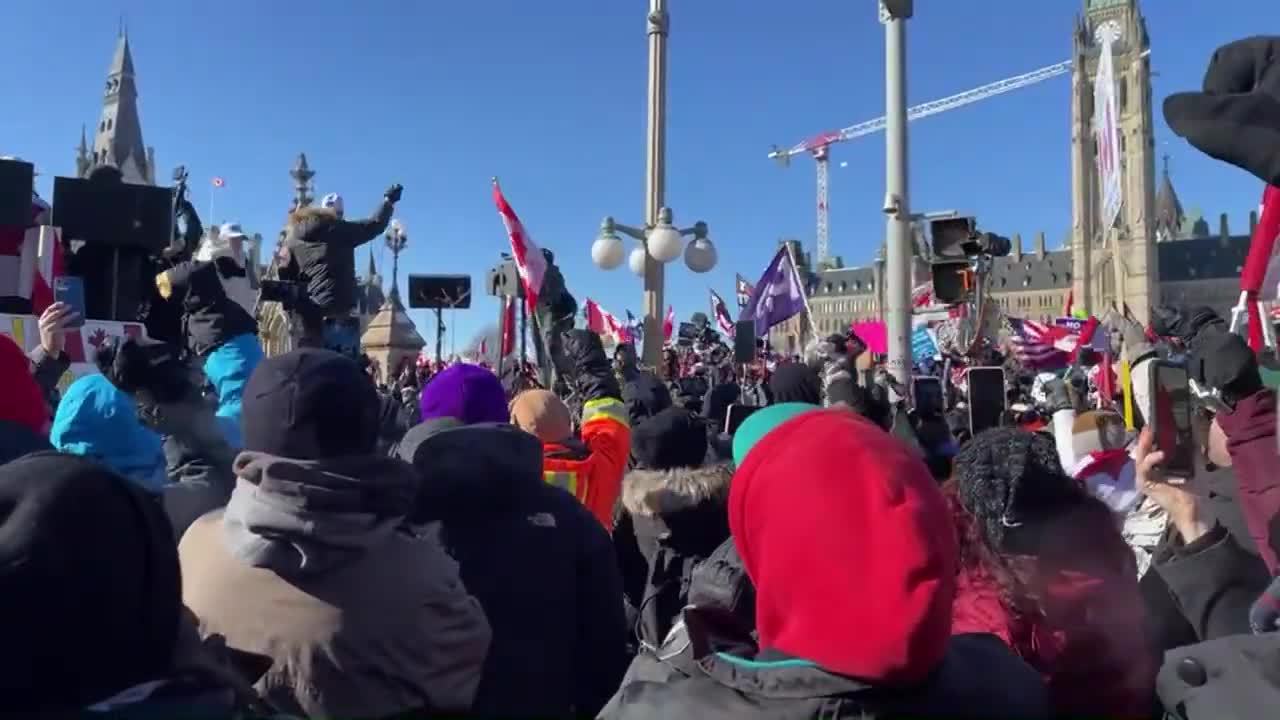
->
<box><xmin>785</xmin><ymin>241</ymin><xmax>816</xmax><ymax>344</ymax></box>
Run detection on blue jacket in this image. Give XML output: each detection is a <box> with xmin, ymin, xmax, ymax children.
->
<box><xmin>50</xmin><ymin>374</ymin><xmax>167</xmax><ymax>492</ymax></box>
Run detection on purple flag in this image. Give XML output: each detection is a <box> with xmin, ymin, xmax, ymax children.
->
<box><xmin>740</xmin><ymin>246</ymin><xmax>807</xmax><ymax>337</ymax></box>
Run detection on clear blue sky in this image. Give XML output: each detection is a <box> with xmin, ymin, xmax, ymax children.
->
<box><xmin>2</xmin><ymin>0</ymin><xmax>1275</xmax><ymax>347</ymax></box>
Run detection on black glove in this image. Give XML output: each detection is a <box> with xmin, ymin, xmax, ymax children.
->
<box><xmin>384</xmin><ymin>184</ymin><xmax>403</xmax><ymax>204</ymax></box>
<box><xmin>563</xmin><ymin>329</ymin><xmax>621</xmax><ymax>401</ymax></box>
<box><xmin>1188</xmin><ymin>331</ymin><xmax>1263</xmax><ymax>409</ymax></box>
<box><xmin>1163</xmin><ymin>37</ymin><xmax>1280</xmax><ymax>186</ymax></box>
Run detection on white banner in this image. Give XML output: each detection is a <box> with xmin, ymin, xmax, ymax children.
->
<box><xmin>1094</xmin><ymin>36</ymin><xmax>1123</xmax><ymax>230</ymax></box>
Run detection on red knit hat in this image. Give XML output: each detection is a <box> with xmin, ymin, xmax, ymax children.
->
<box><xmin>0</xmin><ymin>335</ymin><xmax>48</xmax><ymax>434</ymax></box>
<box><xmin>729</xmin><ymin>409</ymin><xmax>957</xmax><ymax>685</ymax></box>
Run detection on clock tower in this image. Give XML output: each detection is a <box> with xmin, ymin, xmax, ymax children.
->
<box><xmin>1069</xmin><ymin>0</ymin><xmax>1159</xmax><ymax>321</ymax></box>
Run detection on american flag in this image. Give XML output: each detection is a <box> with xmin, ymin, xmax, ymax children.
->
<box><xmin>1008</xmin><ymin>317</ymin><xmax>1070</xmax><ymax>370</ymax></box>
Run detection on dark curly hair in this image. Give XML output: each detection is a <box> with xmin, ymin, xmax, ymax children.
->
<box><xmin>946</xmin><ymin>427</ymin><xmax>1134</xmax><ymax>655</ymax></box>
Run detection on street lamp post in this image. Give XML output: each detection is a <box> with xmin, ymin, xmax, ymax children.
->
<box><xmin>385</xmin><ymin>219</ymin><xmax>407</xmax><ymax>303</ymax></box>
<box><xmin>642</xmin><ymin>0</ymin><xmax>669</xmax><ymax>368</ymax></box>
<box><xmin>591</xmin><ymin>209</ymin><xmax>717</xmax><ymax>348</ymax></box>
<box><xmin>588</xmin><ymin>0</ymin><xmax>716</xmax><ymax>367</ymax></box>
<box><xmin>881</xmin><ymin>0</ymin><xmax>913</xmax><ymax>386</ymax></box>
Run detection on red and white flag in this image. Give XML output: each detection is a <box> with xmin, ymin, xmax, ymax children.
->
<box><xmin>584</xmin><ymin>298</ymin><xmax>631</xmax><ymax>345</ymax></box>
<box><xmin>478</xmin><ymin>337</ymin><xmax>488</xmax><ymax>357</ymax></box>
<box><xmin>709</xmin><ymin>289</ymin><xmax>735</xmax><ymax>335</ymax></box>
<box><xmin>492</xmin><ymin>179</ymin><xmax>546</xmax><ymax>314</ymax></box>
<box><xmin>212</xmin><ymin>177</ymin><xmax>225</xmax><ymax>188</ymax></box>
<box><xmin>663</xmin><ymin>305</ymin><xmax>675</xmax><ymax>343</ymax></box>
<box><xmin>1062</xmin><ymin>289</ymin><xmax>1074</xmax><ymax>318</ymax></box>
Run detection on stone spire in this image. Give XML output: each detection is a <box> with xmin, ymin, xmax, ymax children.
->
<box><xmin>75</xmin><ymin>125</ymin><xmax>91</xmax><ymax>178</ymax></box>
<box><xmin>1154</xmin><ymin>155</ymin><xmax>1184</xmax><ymax>242</ymax></box>
<box><xmin>367</xmin><ymin>249</ymin><xmax>378</xmax><ymax>279</ymax></box>
<box><xmin>86</xmin><ymin>31</ymin><xmax>153</xmax><ymax>184</ymax></box>
<box><xmin>290</xmin><ymin>153</ymin><xmax>316</xmax><ymax>209</ymax></box>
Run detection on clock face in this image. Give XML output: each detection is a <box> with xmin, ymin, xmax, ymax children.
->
<box><xmin>1094</xmin><ymin>19</ymin><xmax>1123</xmax><ymax>46</ymax></box>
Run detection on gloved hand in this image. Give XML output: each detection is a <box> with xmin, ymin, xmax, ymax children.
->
<box><xmin>1042</xmin><ymin>378</ymin><xmax>1075</xmax><ymax>414</ymax></box>
<box><xmin>1151</xmin><ymin>305</ymin><xmax>1225</xmax><ymax>345</ymax></box>
<box><xmin>1115</xmin><ymin>315</ymin><xmax>1155</xmax><ymax>365</ymax></box>
<box><xmin>384</xmin><ymin>184</ymin><xmax>403</xmax><ymax>204</ymax></box>
<box><xmin>1187</xmin><ymin>331</ymin><xmax>1263</xmax><ymax>410</ymax></box>
<box><xmin>1163</xmin><ymin>37</ymin><xmax>1280</xmax><ymax>186</ymax></box>
<box><xmin>563</xmin><ymin>329</ymin><xmax>621</xmax><ymax>401</ymax></box>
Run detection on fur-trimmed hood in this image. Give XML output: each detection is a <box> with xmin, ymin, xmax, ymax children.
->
<box><xmin>622</xmin><ymin>464</ymin><xmax>733</xmax><ymax>518</ymax></box>
<box><xmin>287</xmin><ymin>205</ymin><xmax>339</xmax><ymax>228</ymax></box>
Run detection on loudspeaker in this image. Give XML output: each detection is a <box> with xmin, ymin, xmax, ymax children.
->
<box><xmin>408</xmin><ymin>274</ymin><xmax>472</xmax><ymax>309</ymax></box>
<box><xmin>52</xmin><ymin>176</ymin><xmax>173</xmax><ymax>252</ymax></box>
<box><xmin>0</xmin><ymin>158</ymin><xmax>34</xmax><ymax>227</ymax></box>
<box><xmin>485</xmin><ymin>260</ymin><xmax>523</xmax><ymax>298</ymax></box>
<box><xmin>734</xmin><ymin>321</ymin><xmax>757</xmax><ymax>363</ymax></box>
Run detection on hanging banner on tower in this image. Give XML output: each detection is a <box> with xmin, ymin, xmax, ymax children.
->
<box><xmin>1094</xmin><ymin>34</ymin><xmax>1124</xmax><ymax>230</ymax></box>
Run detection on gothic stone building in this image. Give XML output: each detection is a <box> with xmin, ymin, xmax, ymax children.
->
<box><xmin>771</xmin><ymin>0</ymin><xmax>1251</xmax><ymax>353</ymax></box>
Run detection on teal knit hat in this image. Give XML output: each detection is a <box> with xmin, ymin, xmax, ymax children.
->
<box><xmin>732</xmin><ymin>402</ymin><xmax>820</xmax><ymax>466</ymax></box>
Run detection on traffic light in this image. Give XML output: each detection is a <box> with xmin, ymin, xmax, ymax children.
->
<box><xmin>931</xmin><ymin>262</ymin><xmax>974</xmax><ymax>304</ymax></box>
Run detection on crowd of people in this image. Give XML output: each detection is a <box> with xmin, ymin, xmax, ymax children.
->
<box><xmin>3</xmin><ymin>264</ymin><xmax>1279</xmax><ymax>718</ymax></box>
<box><xmin>2</xmin><ymin>31</ymin><xmax>1278</xmax><ymax>718</ymax></box>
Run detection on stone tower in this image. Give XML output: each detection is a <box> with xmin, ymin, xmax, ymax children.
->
<box><xmin>78</xmin><ymin>31</ymin><xmax>155</xmax><ymax>184</ymax></box>
<box><xmin>290</xmin><ymin>152</ymin><xmax>316</xmax><ymax>209</ymax></box>
<box><xmin>1069</xmin><ymin>0</ymin><xmax>1158</xmax><ymax>321</ymax></box>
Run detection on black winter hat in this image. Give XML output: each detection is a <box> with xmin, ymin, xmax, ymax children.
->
<box><xmin>769</xmin><ymin>363</ymin><xmax>822</xmax><ymax>405</ymax></box>
<box><xmin>1164</xmin><ymin>36</ymin><xmax>1280</xmax><ymax>186</ymax></box>
<box><xmin>1188</xmin><ymin>330</ymin><xmax>1263</xmax><ymax>407</ymax></box>
<box><xmin>0</xmin><ymin>452</ymin><xmax>181</xmax><ymax>711</ymax></box>
<box><xmin>632</xmin><ymin>407</ymin><xmax>709</xmax><ymax>471</ymax></box>
<box><xmin>952</xmin><ymin>427</ymin><xmax>1081</xmax><ymax>550</ymax></box>
<box><xmin>241</xmin><ymin>348</ymin><xmax>380</xmax><ymax>459</ymax></box>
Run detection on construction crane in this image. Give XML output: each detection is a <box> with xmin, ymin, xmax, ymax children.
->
<box><xmin>770</xmin><ymin>59</ymin><xmax>1074</xmax><ymax>265</ymax></box>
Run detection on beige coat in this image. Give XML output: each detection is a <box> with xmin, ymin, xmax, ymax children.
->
<box><xmin>178</xmin><ymin>454</ymin><xmax>490</xmax><ymax>718</ymax></box>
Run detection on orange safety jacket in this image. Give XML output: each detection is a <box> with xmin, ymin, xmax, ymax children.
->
<box><xmin>540</xmin><ymin>397</ymin><xmax>630</xmax><ymax>530</ymax></box>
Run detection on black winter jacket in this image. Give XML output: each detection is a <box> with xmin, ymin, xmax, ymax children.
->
<box><xmin>613</xmin><ymin>463</ymin><xmax>733</xmax><ymax>649</ymax></box>
<box><xmin>282</xmin><ymin>201</ymin><xmax>393</xmax><ymax>316</ymax></box>
<box><xmin>160</xmin><ymin>259</ymin><xmax>258</xmax><ymax>357</ymax></box>
<box><xmin>602</xmin><ymin>615</ymin><xmax>1049</xmax><ymax>720</ymax></box>
<box><xmin>397</xmin><ymin>422</ymin><xmax>629</xmax><ymax>718</ymax></box>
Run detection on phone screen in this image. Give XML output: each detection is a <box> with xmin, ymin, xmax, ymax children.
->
<box><xmin>725</xmin><ymin>404</ymin><xmax>763</xmax><ymax>435</ymax></box>
<box><xmin>968</xmin><ymin>366</ymin><xmax>1006</xmax><ymax>435</ymax></box>
<box><xmin>53</xmin><ymin>276</ymin><xmax>86</xmax><ymax>328</ymax></box>
<box><xmin>912</xmin><ymin>376</ymin><xmax>943</xmax><ymax>417</ymax></box>
<box><xmin>1151</xmin><ymin>361</ymin><xmax>1195</xmax><ymax>478</ymax></box>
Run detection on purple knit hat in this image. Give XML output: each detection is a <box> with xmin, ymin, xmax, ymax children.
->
<box><xmin>419</xmin><ymin>364</ymin><xmax>509</xmax><ymax>425</ymax></box>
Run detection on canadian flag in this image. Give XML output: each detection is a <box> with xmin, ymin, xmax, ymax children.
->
<box><xmin>584</xmin><ymin>298</ymin><xmax>630</xmax><ymax>344</ymax></box>
<box><xmin>212</xmin><ymin>177</ymin><xmax>226</xmax><ymax>188</ymax></box>
<box><xmin>663</xmin><ymin>305</ymin><xmax>675</xmax><ymax>342</ymax></box>
<box><xmin>492</xmin><ymin>179</ymin><xmax>546</xmax><ymax>313</ymax></box>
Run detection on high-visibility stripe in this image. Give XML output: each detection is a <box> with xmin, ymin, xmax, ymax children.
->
<box><xmin>583</xmin><ymin>397</ymin><xmax>628</xmax><ymax>427</ymax></box>
<box><xmin>543</xmin><ymin>470</ymin><xmax>580</xmax><ymax>497</ymax></box>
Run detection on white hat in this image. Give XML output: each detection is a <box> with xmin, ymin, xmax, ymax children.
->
<box><xmin>220</xmin><ymin>223</ymin><xmax>248</xmax><ymax>242</ymax></box>
<box><xmin>320</xmin><ymin>193</ymin><xmax>344</xmax><ymax>215</ymax></box>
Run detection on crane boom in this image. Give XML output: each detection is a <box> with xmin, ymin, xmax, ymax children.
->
<box><xmin>770</xmin><ymin>60</ymin><xmax>1073</xmax><ymax>161</ymax></box>
<box><xmin>770</xmin><ymin>59</ymin><xmax>1075</xmax><ymax>264</ymax></box>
